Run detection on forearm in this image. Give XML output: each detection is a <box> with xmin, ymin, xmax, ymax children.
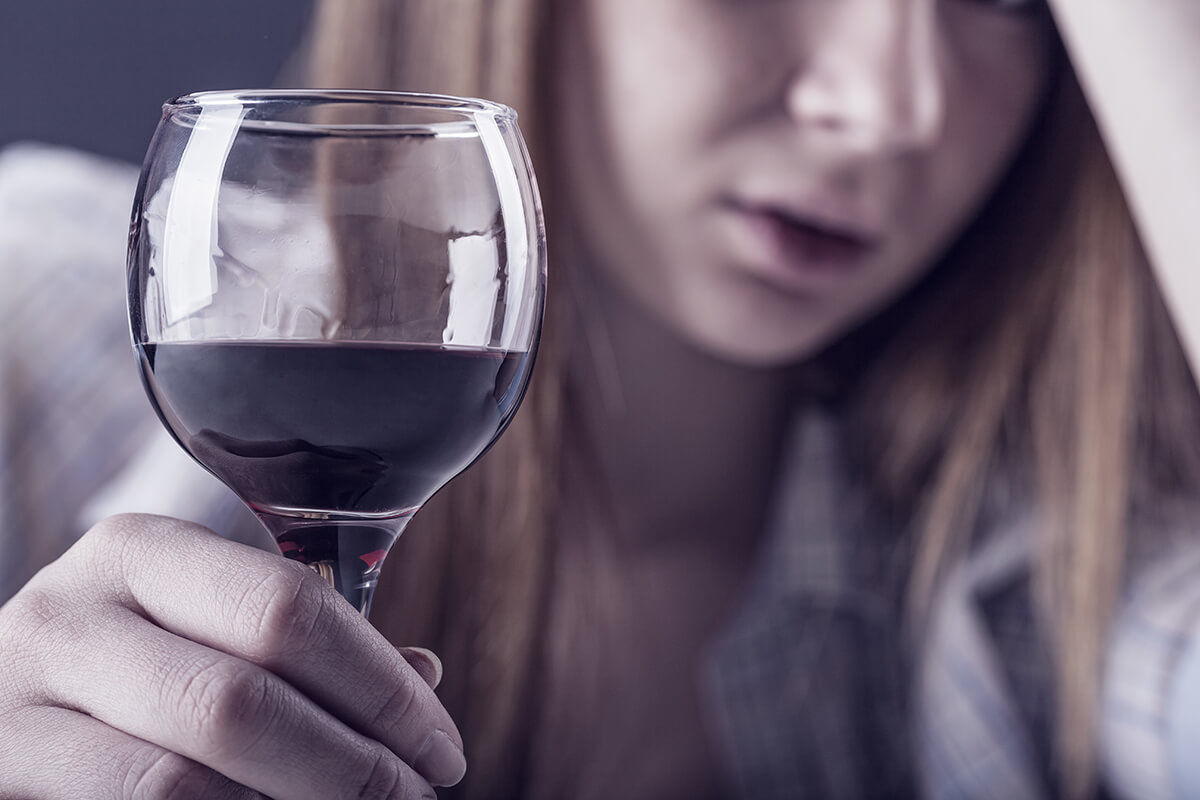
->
<box><xmin>1049</xmin><ymin>0</ymin><xmax>1200</xmax><ymax>373</ymax></box>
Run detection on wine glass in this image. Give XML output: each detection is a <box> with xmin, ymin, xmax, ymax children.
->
<box><xmin>127</xmin><ymin>90</ymin><xmax>545</xmax><ymax>617</ymax></box>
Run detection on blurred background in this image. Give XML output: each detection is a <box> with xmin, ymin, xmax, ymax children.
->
<box><xmin>0</xmin><ymin>0</ymin><xmax>314</xmax><ymax>164</ymax></box>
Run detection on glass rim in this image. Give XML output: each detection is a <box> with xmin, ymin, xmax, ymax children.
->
<box><xmin>162</xmin><ymin>89</ymin><xmax>518</xmax><ymax>136</ymax></box>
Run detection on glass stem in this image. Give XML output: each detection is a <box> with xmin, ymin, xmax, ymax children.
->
<box><xmin>255</xmin><ymin>513</ymin><xmax>416</xmax><ymax>618</ymax></box>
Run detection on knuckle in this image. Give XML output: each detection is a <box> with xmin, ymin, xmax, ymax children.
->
<box><xmin>124</xmin><ymin>748</ymin><xmax>245</xmax><ymax>800</ymax></box>
<box><xmin>80</xmin><ymin>513</ymin><xmax>147</xmax><ymax>556</ymax></box>
<box><xmin>0</xmin><ymin>586</ymin><xmax>76</xmax><ymax>668</ymax></box>
<box><xmin>369</xmin><ymin>673</ymin><xmax>420</xmax><ymax>734</ymax></box>
<box><xmin>74</xmin><ymin>514</ymin><xmax>207</xmax><ymax>585</ymax></box>
<box><xmin>175</xmin><ymin>659</ymin><xmax>275</xmax><ymax>760</ymax></box>
<box><xmin>0</xmin><ymin>586</ymin><xmax>61</xmax><ymax>637</ymax></box>
<box><xmin>240</xmin><ymin>564</ymin><xmax>331</xmax><ymax>662</ymax></box>
<box><xmin>353</xmin><ymin>747</ymin><xmax>408</xmax><ymax>800</ymax></box>
<box><xmin>71</xmin><ymin>514</ymin><xmax>150</xmax><ymax>586</ymax></box>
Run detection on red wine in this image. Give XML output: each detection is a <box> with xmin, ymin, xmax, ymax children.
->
<box><xmin>136</xmin><ymin>340</ymin><xmax>533</xmax><ymax>518</ymax></box>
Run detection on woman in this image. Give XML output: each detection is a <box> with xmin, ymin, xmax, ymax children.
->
<box><xmin>2</xmin><ymin>0</ymin><xmax>1199</xmax><ymax>798</ymax></box>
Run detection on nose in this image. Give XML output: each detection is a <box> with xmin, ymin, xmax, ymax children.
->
<box><xmin>785</xmin><ymin>0</ymin><xmax>944</xmax><ymax>155</ymax></box>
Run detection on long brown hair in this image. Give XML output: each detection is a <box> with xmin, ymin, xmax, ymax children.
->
<box><xmin>305</xmin><ymin>3</ymin><xmax>568</xmax><ymax>795</ymax></box>
<box><xmin>841</xmin><ymin>56</ymin><xmax>1200</xmax><ymax>796</ymax></box>
<box><xmin>303</xmin><ymin>3</ymin><xmax>1200</xmax><ymax>798</ymax></box>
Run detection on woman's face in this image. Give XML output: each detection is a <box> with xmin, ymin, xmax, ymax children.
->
<box><xmin>559</xmin><ymin>0</ymin><xmax>1054</xmax><ymax>364</ymax></box>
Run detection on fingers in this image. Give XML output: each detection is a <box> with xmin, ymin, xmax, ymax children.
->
<box><xmin>0</xmin><ymin>705</ymin><xmax>259</xmax><ymax>800</ymax></box>
<box><xmin>397</xmin><ymin>647</ymin><xmax>443</xmax><ymax>689</ymax></box>
<box><xmin>33</xmin><ymin>603</ymin><xmax>438</xmax><ymax>800</ymax></box>
<box><xmin>67</xmin><ymin>515</ymin><xmax>464</xmax><ymax>787</ymax></box>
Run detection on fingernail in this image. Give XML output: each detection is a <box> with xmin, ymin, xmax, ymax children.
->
<box><xmin>414</xmin><ymin>729</ymin><xmax>467</xmax><ymax>787</ymax></box>
<box><xmin>398</xmin><ymin>646</ymin><xmax>443</xmax><ymax>689</ymax></box>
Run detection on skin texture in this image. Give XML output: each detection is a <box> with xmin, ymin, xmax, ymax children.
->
<box><xmin>559</xmin><ymin>0</ymin><xmax>1054</xmax><ymax>366</ymax></box>
<box><xmin>0</xmin><ymin>515</ymin><xmax>462</xmax><ymax>799</ymax></box>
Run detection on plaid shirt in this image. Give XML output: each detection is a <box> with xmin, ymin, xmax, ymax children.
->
<box><xmin>705</xmin><ymin>401</ymin><xmax>1200</xmax><ymax>799</ymax></box>
<box><xmin>1</xmin><ymin>144</ymin><xmax>1196</xmax><ymax>799</ymax></box>
<box><xmin>0</xmin><ymin>144</ymin><xmax>263</xmax><ymax>594</ymax></box>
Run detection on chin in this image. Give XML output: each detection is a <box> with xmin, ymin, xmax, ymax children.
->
<box><xmin>681</xmin><ymin>312</ymin><xmax>845</xmax><ymax>368</ymax></box>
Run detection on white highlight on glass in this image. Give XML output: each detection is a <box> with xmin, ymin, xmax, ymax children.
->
<box><xmin>162</xmin><ymin>104</ymin><xmax>247</xmax><ymax>325</ymax></box>
<box><xmin>476</xmin><ymin>114</ymin><xmax>533</xmax><ymax>351</ymax></box>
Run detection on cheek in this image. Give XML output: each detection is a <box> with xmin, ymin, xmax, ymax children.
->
<box><xmin>592</xmin><ymin>2</ymin><xmax>708</xmax><ymax>158</ymax></box>
<box><xmin>824</xmin><ymin>24</ymin><xmax>1054</xmax><ymax>344</ymax></box>
<box><xmin>589</xmin><ymin>1</ymin><xmax>777</xmax><ymax>210</ymax></box>
<box><xmin>935</xmin><ymin>18</ymin><xmax>1054</xmax><ymax>210</ymax></box>
<box><xmin>573</xmin><ymin>0</ymin><xmax>769</xmax><ymax>312</ymax></box>
<box><xmin>893</xmin><ymin>19</ymin><xmax>1053</xmax><ymax>275</ymax></box>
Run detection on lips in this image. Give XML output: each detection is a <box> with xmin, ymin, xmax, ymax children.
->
<box><xmin>721</xmin><ymin>198</ymin><xmax>881</xmax><ymax>289</ymax></box>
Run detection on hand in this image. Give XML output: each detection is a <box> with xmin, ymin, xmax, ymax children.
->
<box><xmin>0</xmin><ymin>513</ymin><xmax>464</xmax><ymax>799</ymax></box>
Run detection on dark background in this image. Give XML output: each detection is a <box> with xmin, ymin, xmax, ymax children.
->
<box><xmin>0</xmin><ymin>1</ymin><xmax>314</xmax><ymax>165</ymax></box>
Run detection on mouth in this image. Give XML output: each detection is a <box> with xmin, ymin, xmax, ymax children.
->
<box><xmin>722</xmin><ymin>198</ymin><xmax>881</xmax><ymax>285</ymax></box>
